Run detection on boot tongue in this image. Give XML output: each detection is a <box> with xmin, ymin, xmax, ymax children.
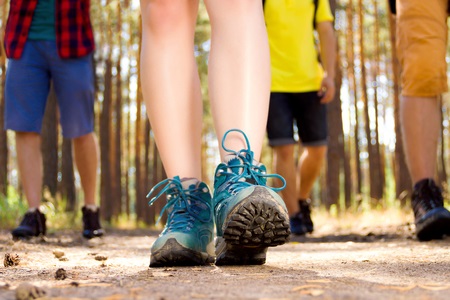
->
<box><xmin>180</xmin><ymin>178</ymin><xmax>200</xmax><ymax>190</ymax></box>
<box><xmin>224</xmin><ymin>156</ymin><xmax>245</xmax><ymax>176</ymax></box>
<box><xmin>178</xmin><ymin>178</ymin><xmax>211</xmax><ymax>221</ymax></box>
<box><xmin>223</xmin><ymin>154</ymin><xmax>268</xmax><ymax>186</ymax></box>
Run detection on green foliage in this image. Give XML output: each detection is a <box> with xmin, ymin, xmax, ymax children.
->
<box><xmin>0</xmin><ymin>187</ymin><xmax>83</xmax><ymax>232</ymax></box>
<box><xmin>39</xmin><ymin>194</ymin><xmax>82</xmax><ymax>233</ymax></box>
<box><xmin>0</xmin><ymin>187</ymin><xmax>27</xmax><ymax>229</ymax></box>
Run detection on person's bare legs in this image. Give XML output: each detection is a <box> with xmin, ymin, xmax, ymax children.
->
<box><xmin>74</xmin><ymin>132</ymin><xmax>103</xmax><ymax>239</ymax></box>
<box><xmin>205</xmin><ymin>0</ymin><xmax>289</xmax><ymax>266</ymax></box>
<box><xmin>400</xmin><ymin>95</ymin><xmax>450</xmax><ymax>240</ymax></box>
<box><xmin>273</xmin><ymin>144</ymin><xmax>297</xmax><ymax>215</ymax></box>
<box><xmin>73</xmin><ymin>132</ymin><xmax>99</xmax><ymax>206</ymax></box>
<box><xmin>204</xmin><ymin>0</ymin><xmax>270</xmax><ymax>160</ymax></box>
<box><xmin>140</xmin><ymin>0</ymin><xmax>215</xmax><ymax>267</ymax></box>
<box><xmin>298</xmin><ymin>146</ymin><xmax>327</xmax><ymax>199</ymax></box>
<box><xmin>15</xmin><ymin>132</ymin><xmax>42</xmax><ymax>209</ymax></box>
<box><xmin>12</xmin><ymin>132</ymin><xmax>47</xmax><ymax>238</ymax></box>
<box><xmin>140</xmin><ymin>0</ymin><xmax>202</xmax><ymax>179</ymax></box>
<box><xmin>400</xmin><ymin>96</ymin><xmax>439</xmax><ymax>184</ymax></box>
<box><xmin>15</xmin><ymin>132</ymin><xmax>99</xmax><ymax>206</ymax></box>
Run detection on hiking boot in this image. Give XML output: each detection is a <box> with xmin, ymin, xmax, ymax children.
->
<box><xmin>411</xmin><ymin>179</ymin><xmax>450</xmax><ymax>241</ymax></box>
<box><xmin>11</xmin><ymin>209</ymin><xmax>46</xmax><ymax>239</ymax></box>
<box><xmin>214</xmin><ymin>129</ymin><xmax>290</xmax><ymax>265</ymax></box>
<box><xmin>290</xmin><ymin>199</ymin><xmax>314</xmax><ymax>236</ymax></box>
<box><xmin>82</xmin><ymin>206</ymin><xmax>105</xmax><ymax>239</ymax></box>
<box><xmin>147</xmin><ymin>176</ymin><xmax>215</xmax><ymax>267</ymax></box>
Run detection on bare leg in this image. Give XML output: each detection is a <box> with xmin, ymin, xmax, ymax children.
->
<box><xmin>140</xmin><ymin>0</ymin><xmax>202</xmax><ymax>179</ymax></box>
<box><xmin>73</xmin><ymin>132</ymin><xmax>99</xmax><ymax>206</ymax></box>
<box><xmin>273</xmin><ymin>144</ymin><xmax>297</xmax><ymax>215</ymax></box>
<box><xmin>15</xmin><ymin>132</ymin><xmax>42</xmax><ymax>208</ymax></box>
<box><xmin>298</xmin><ymin>146</ymin><xmax>327</xmax><ymax>199</ymax></box>
<box><xmin>204</xmin><ymin>0</ymin><xmax>270</xmax><ymax>160</ymax></box>
<box><xmin>400</xmin><ymin>96</ymin><xmax>440</xmax><ymax>184</ymax></box>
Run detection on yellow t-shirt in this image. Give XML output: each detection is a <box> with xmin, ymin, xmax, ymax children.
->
<box><xmin>265</xmin><ymin>0</ymin><xmax>334</xmax><ymax>92</ymax></box>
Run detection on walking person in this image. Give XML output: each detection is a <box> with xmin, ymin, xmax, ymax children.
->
<box><xmin>140</xmin><ymin>0</ymin><xmax>290</xmax><ymax>267</ymax></box>
<box><xmin>264</xmin><ymin>0</ymin><xmax>336</xmax><ymax>235</ymax></box>
<box><xmin>3</xmin><ymin>0</ymin><xmax>104</xmax><ymax>239</ymax></box>
<box><xmin>391</xmin><ymin>0</ymin><xmax>450</xmax><ymax>241</ymax></box>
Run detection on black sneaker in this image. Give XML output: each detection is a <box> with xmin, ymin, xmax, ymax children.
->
<box><xmin>82</xmin><ymin>206</ymin><xmax>105</xmax><ymax>239</ymax></box>
<box><xmin>12</xmin><ymin>209</ymin><xmax>46</xmax><ymax>239</ymax></box>
<box><xmin>290</xmin><ymin>199</ymin><xmax>314</xmax><ymax>236</ymax></box>
<box><xmin>411</xmin><ymin>179</ymin><xmax>450</xmax><ymax>241</ymax></box>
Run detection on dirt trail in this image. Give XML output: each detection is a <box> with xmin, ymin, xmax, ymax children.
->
<box><xmin>1</xmin><ymin>223</ymin><xmax>450</xmax><ymax>300</ymax></box>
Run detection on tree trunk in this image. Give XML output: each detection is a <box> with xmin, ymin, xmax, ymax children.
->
<box><xmin>60</xmin><ymin>138</ymin><xmax>76</xmax><ymax>211</ymax></box>
<box><xmin>388</xmin><ymin>5</ymin><xmax>411</xmax><ymax>203</ymax></box>
<box><xmin>41</xmin><ymin>86</ymin><xmax>58</xmax><ymax>199</ymax></box>
<box><xmin>0</xmin><ymin>51</ymin><xmax>7</xmax><ymax>196</ymax></box>
<box><xmin>369</xmin><ymin>0</ymin><xmax>384</xmax><ymax>201</ymax></box>
<box><xmin>124</xmin><ymin>84</ymin><xmax>131</xmax><ymax>218</ymax></box>
<box><xmin>326</xmin><ymin>64</ymin><xmax>343</xmax><ymax>209</ymax></box>
<box><xmin>113</xmin><ymin>1</ymin><xmax>123</xmax><ymax>219</ymax></box>
<box><xmin>100</xmin><ymin>58</ymin><xmax>113</xmax><ymax>221</ymax></box>
<box><xmin>324</xmin><ymin>0</ymin><xmax>345</xmax><ymax>209</ymax></box>
<box><xmin>359</xmin><ymin>0</ymin><xmax>374</xmax><ymax>203</ymax></box>
<box><xmin>135</xmin><ymin>19</ymin><xmax>145</xmax><ymax>222</ymax></box>
<box><xmin>347</xmin><ymin>0</ymin><xmax>363</xmax><ymax>197</ymax></box>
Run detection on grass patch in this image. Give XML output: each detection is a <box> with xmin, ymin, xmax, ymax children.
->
<box><xmin>0</xmin><ymin>187</ymin><xmax>28</xmax><ymax>229</ymax></box>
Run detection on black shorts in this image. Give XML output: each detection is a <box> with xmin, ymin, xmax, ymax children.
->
<box><xmin>266</xmin><ymin>92</ymin><xmax>328</xmax><ymax>147</ymax></box>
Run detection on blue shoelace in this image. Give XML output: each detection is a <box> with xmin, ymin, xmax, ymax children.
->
<box><xmin>147</xmin><ymin>176</ymin><xmax>212</xmax><ymax>229</ymax></box>
<box><xmin>216</xmin><ymin>129</ymin><xmax>286</xmax><ymax>195</ymax></box>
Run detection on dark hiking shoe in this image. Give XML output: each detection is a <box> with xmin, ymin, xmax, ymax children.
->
<box><xmin>290</xmin><ymin>199</ymin><xmax>314</xmax><ymax>236</ymax></box>
<box><xmin>82</xmin><ymin>206</ymin><xmax>105</xmax><ymax>239</ymax></box>
<box><xmin>213</xmin><ymin>129</ymin><xmax>290</xmax><ymax>266</ymax></box>
<box><xmin>12</xmin><ymin>209</ymin><xmax>46</xmax><ymax>239</ymax></box>
<box><xmin>411</xmin><ymin>179</ymin><xmax>450</xmax><ymax>241</ymax></box>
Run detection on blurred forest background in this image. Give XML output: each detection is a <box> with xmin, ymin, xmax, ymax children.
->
<box><xmin>1</xmin><ymin>0</ymin><xmax>449</xmax><ymax>227</ymax></box>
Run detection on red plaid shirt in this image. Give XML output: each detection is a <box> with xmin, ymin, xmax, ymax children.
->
<box><xmin>4</xmin><ymin>0</ymin><xmax>95</xmax><ymax>59</ymax></box>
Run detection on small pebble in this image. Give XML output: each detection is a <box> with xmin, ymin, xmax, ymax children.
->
<box><xmin>53</xmin><ymin>250</ymin><xmax>65</xmax><ymax>259</ymax></box>
<box><xmin>55</xmin><ymin>268</ymin><xmax>67</xmax><ymax>280</ymax></box>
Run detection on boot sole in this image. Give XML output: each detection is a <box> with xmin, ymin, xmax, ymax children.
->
<box><xmin>416</xmin><ymin>208</ymin><xmax>450</xmax><ymax>241</ymax></box>
<box><xmin>83</xmin><ymin>229</ymin><xmax>105</xmax><ymax>239</ymax></box>
<box><xmin>150</xmin><ymin>238</ymin><xmax>214</xmax><ymax>268</ymax></box>
<box><xmin>12</xmin><ymin>229</ymin><xmax>45</xmax><ymax>240</ymax></box>
<box><xmin>215</xmin><ymin>187</ymin><xmax>290</xmax><ymax>265</ymax></box>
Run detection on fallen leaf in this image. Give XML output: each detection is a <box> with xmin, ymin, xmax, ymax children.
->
<box><xmin>300</xmin><ymin>289</ymin><xmax>325</xmax><ymax>296</ymax></box>
<box><xmin>291</xmin><ymin>284</ymin><xmax>323</xmax><ymax>292</ymax></box>
<box><xmin>378</xmin><ymin>284</ymin><xmax>416</xmax><ymax>291</ymax></box>
<box><xmin>418</xmin><ymin>284</ymin><xmax>450</xmax><ymax>291</ymax></box>
<box><xmin>306</xmin><ymin>279</ymin><xmax>332</xmax><ymax>283</ymax></box>
<box><xmin>245</xmin><ymin>273</ymin><xmax>269</xmax><ymax>278</ymax></box>
<box><xmin>190</xmin><ymin>293</ymin><xmax>209</xmax><ymax>298</ymax></box>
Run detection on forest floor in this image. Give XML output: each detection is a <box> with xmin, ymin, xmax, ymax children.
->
<box><xmin>1</xmin><ymin>209</ymin><xmax>450</xmax><ymax>300</ymax></box>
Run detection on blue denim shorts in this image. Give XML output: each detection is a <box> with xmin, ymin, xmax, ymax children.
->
<box><xmin>4</xmin><ymin>40</ymin><xmax>95</xmax><ymax>138</ymax></box>
<box><xmin>266</xmin><ymin>92</ymin><xmax>328</xmax><ymax>147</ymax></box>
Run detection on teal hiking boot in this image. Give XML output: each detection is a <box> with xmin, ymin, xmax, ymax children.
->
<box><xmin>147</xmin><ymin>176</ymin><xmax>215</xmax><ymax>267</ymax></box>
<box><xmin>213</xmin><ymin>129</ymin><xmax>290</xmax><ymax>265</ymax></box>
